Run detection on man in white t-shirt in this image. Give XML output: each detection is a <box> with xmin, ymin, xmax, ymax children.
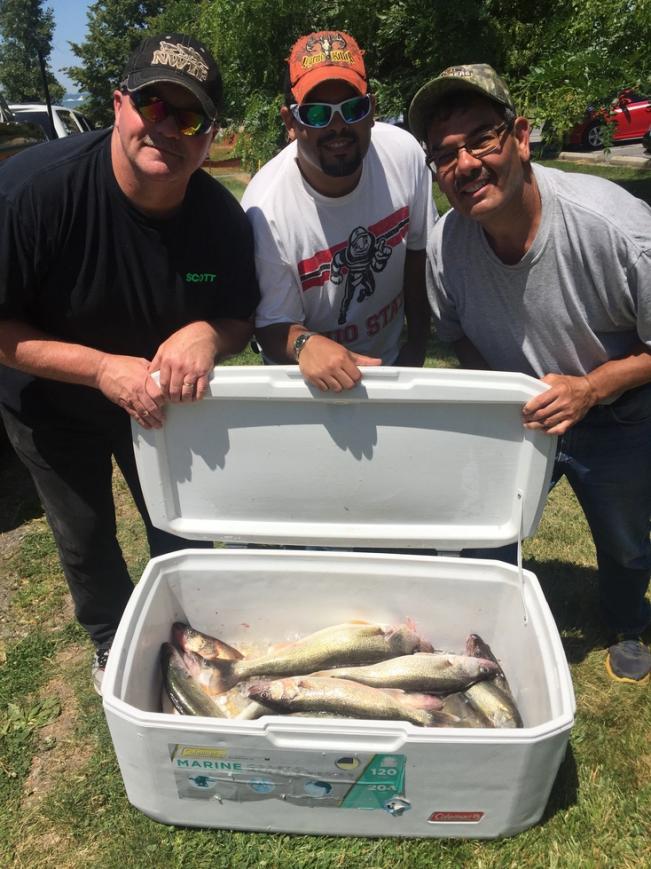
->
<box><xmin>242</xmin><ymin>30</ymin><xmax>435</xmax><ymax>392</ymax></box>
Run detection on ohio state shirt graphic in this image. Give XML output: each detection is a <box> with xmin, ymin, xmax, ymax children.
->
<box><xmin>297</xmin><ymin>207</ymin><xmax>410</xmax><ymax>325</ymax></box>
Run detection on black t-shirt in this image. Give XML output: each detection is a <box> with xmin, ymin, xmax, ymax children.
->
<box><xmin>0</xmin><ymin>129</ymin><xmax>259</xmax><ymax>424</ymax></box>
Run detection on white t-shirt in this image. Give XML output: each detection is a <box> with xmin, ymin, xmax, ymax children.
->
<box><xmin>242</xmin><ymin>122</ymin><xmax>436</xmax><ymax>363</ymax></box>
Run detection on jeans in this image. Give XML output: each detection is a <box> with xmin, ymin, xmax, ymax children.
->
<box><xmin>551</xmin><ymin>384</ymin><xmax>651</xmax><ymax>636</ymax></box>
<box><xmin>468</xmin><ymin>384</ymin><xmax>651</xmax><ymax>636</ymax></box>
<box><xmin>1</xmin><ymin>404</ymin><xmax>211</xmax><ymax>649</ymax></box>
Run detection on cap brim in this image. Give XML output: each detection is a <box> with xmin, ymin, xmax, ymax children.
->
<box><xmin>408</xmin><ymin>78</ymin><xmax>504</xmax><ymax>144</ymax></box>
<box><xmin>292</xmin><ymin>67</ymin><xmax>367</xmax><ymax>104</ymax></box>
<box><xmin>125</xmin><ymin>69</ymin><xmax>217</xmax><ymax>119</ymax></box>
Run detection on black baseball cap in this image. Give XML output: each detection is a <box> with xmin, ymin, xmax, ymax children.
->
<box><xmin>121</xmin><ymin>33</ymin><xmax>223</xmax><ymax>119</ymax></box>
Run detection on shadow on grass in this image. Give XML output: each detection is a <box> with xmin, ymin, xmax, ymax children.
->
<box><xmin>0</xmin><ymin>440</ymin><xmax>41</xmax><ymax>532</ymax></box>
<box><xmin>524</xmin><ymin>558</ymin><xmax>608</xmax><ymax>664</ymax></box>
<box><xmin>540</xmin><ymin>742</ymin><xmax>579</xmax><ymax>822</ymax></box>
<box><xmin>609</xmin><ymin>176</ymin><xmax>651</xmax><ymax>205</ymax></box>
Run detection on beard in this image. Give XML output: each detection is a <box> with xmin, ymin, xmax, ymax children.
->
<box><xmin>320</xmin><ymin>150</ymin><xmax>362</xmax><ymax>177</ymax></box>
<box><xmin>318</xmin><ymin>131</ymin><xmax>362</xmax><ymax>177</ymax></box>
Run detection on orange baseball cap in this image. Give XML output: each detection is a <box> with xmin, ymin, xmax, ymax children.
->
<box><xmin>287</xmin><ymin>31</ymin><xmax>367</xmax><ymax>104</ymax></box>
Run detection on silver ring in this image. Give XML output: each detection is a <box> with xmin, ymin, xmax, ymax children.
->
<box><xmin>183</xmin><ymin>380</ymin><xmax>195</xmax><ymax>387</ymax></box>
<box><xmin>142</xmin><ymin>410</ymin><xmax>149</xmax><ymax>416</ymax></box>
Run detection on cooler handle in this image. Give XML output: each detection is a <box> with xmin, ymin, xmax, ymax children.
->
<box><xmin>263</xmin><ymin>723</ymin><xmax>407</xmax><ymax>752</ymax></box>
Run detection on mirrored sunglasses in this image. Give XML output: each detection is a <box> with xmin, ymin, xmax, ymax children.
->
<box><xmin>123</xmin><ymin>87</ymin><xmax>214</xmax><ymax>136</ymax></box>
<box><xmin>290</xmin><ymin>94</ymin><xmax>372</xmax><ymax>129</ymax></box>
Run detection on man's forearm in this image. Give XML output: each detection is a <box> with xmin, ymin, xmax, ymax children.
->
<box><xmin>584</xmin><ymin>344</ymin><xmax>651</xmax><ymax>403</ymax></box>
<box><xmin>209</xmin><ymin>318</ymin><xmax>256</xmax><ymax>362</ymax></box>
<box><xmin>452</xmin><ymin>336</ymin><xmax>490</xmax><ymax>370</ymax></box>
<box><xmin>398</xmin><ymin>249</ymin><xmax>431</xmax><ymax>365</ymax></box>
<box><xmin>0</xmin><ymin>318</ymin><xmax>108</xmax><ymax>387</ymax></box>
<box><xmin>254</xmin><ymin>322</ymin><xmax>313</xmax><ymax>363</ymax></box>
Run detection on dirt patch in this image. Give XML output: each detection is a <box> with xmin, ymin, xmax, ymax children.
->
<box><xmin>13</xmin><ymin>645</ymin><xmax>93</xmax><ymax>867</ymax></box>
<box><xmin>20</xmin><ymin>645</ymin><xmax>91</xmax><ymax>812</ymax></box>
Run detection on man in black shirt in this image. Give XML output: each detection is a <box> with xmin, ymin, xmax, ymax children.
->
<box><xmin>0</xmin><ymin>33</ymin><xmax>260</xmax><ymax>692</ymax></box>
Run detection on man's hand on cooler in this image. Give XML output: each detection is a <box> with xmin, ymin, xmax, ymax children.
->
<box><xmin>96</xmin><ymin>354</ymin><xmax>164</xmax><ymax>429</ymax></box>
<box><xmin>297</xmin><ymin>334</ymin><xmax>381</xmax><ymax>392</ymax></box>
<box><xmin>522</xmin><ymin>373</ymin><xmax>598</xmax><ymax>435</ymax></box>
<box><xmin>149</xmin><ymin>321</ymin><xmax>219</xmax><ymax>403</ymax></box>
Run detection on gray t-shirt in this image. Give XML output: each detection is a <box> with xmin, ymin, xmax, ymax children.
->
<box><xmin>426</xmin><ymin>163</ymin><xmax>651</xmax><ymax>379</ymax></box>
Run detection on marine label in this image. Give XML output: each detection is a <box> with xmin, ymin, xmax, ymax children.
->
<box><xmin>169</xmin><ymin>743</ymin><xmax>407</xmax><ymax>812</ymax></box>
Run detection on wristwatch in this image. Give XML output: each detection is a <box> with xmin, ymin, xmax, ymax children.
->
<box><xmin>293</xmin><ymin>331</ymin><xmax>317</xmax><ymax>361</ymax></box>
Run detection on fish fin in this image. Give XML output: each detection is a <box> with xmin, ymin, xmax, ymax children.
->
<box><xmin>428</xmin><ymin>710</ymin><xmax>462</xmax><ymax>727</ymax></box>
<box><xmin>182</xmin><ymin>652</ymin><xmax>237</xmax><ymax>695</ymax></box>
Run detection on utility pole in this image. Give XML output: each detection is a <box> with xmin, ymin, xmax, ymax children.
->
<box><xmin>37</xmin><ymin>47</ymin><xmax>56</xmax><ymax>138</ymax></box>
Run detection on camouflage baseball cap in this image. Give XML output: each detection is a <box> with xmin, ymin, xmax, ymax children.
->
<box><xmin>408</xmin><ymin>64</ymin><xmax>515</xmax><ymax>143</ymax></box>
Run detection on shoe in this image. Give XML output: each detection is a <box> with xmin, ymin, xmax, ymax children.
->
<box><xmin>605</xmin><ymin>637</ymin><xmax>651</xmax><ymax>685</ymax></box>
<box><xmin>91</xmin><ymin>645</ymin><xmax>111</xmax><ymax>696</ymax></box>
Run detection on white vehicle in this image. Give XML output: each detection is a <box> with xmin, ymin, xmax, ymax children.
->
<box><xmin>8</xmin><ymin>103</ymin><xmax>92</xmax><ymax>140</ymax></box>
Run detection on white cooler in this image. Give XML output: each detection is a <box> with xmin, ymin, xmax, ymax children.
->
<box><xmin>102</xmin><ymin>366</ymin><xmax>575</xmax><ymax>839</ymax></box>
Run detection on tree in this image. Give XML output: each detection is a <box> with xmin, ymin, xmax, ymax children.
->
<box><xmin>65</xmin><ymin>0</ymin><xmax>164</xmax><ymax>127</ymax></box>
<box><xmin>194</xmin><ymin>0</ymin><xmax>503</xmax><ymax>169</ymax></box>
<box><xmin>499</xmin><ymin>0</ymin><xmax>651</xmax><ymax>145</ymax></box>
<box><xmin>0</xmin><ymin>0</ymin><xmax>64</xmax><ymax>103</ymax></box>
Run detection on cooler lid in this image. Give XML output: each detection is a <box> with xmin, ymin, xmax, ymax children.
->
<box><xmin>132</xmin><ymin>366</ymin><xmax>556</xmax><ymax>550</ymax></box>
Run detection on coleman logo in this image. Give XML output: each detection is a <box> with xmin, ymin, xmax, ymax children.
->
<box><xmin>175</xmin><ymin>747</ymin><xmax>227</xmax><ymax>759</ymax></box>
<box><xmin>153</xmin><ymin>41</ymin><xmax>209</xmax><ymax>82</ymax></box>
<box><xmin>428</xmin><ymin>811</ymin><xmax>484</xmax><ymax>823</ymax></box>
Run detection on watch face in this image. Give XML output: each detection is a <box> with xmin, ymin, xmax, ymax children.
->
<box><xmin>294</xmin><ymin>332</ymin><xmax>315</xmax><ymax>359</ymax></box>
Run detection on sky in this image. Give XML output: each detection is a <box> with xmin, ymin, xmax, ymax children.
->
<box><xmin>48</xmin><ymin>0</ymin><xmax>90</xmax><ymax>93</ymax></box>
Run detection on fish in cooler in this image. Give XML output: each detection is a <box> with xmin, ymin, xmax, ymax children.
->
<box><xmin>464</xmin><ymin>633</ymin><xmax>523</xmax><ymax>728</ymax></box>
<box><xmin>161</xmin><ymin>643</ymin><xmax>225</xmax><ymax>718</ymax></box>
<box><xmin>172</xmin><ymin>622</ymin><xmax>244</xmax><ymax>661</ymax></box>
<box><xmin>159</xmin><ymin>622</ymin><xmax>524</xmax><ymax>728</ymax></box>
<box><xmin>184</xmin><ymin>621</ymin><xmax>430</xmax><ymax>694</ymax></box>
<box><xmin>312</xmin><ymin>652</ymin><xmax>500</xmax><ymax>692</ymax></box>
<box><xmin>247</xmin><ymin>676</ymin><xmax>456</xmax><ymax>727</ymax></box>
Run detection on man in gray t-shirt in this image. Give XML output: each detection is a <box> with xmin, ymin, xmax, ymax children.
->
<box><xmin>409</xmin><ymin>64</ymin><xmax>651</xmax><ymax>685</ymax></box>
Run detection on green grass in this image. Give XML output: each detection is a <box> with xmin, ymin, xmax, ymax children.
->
<box><xmin>539</xmin><ymin>160</ymin><xmax>651</xmax><ymax>206</ymax></box>
<box><xmin>0</xmin><ymin>160</ymin><xmax>650</xmax><ymax>868</ymax></box>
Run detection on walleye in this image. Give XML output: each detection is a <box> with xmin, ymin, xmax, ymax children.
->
<box><xmin>247</xmin><ymin>676</ymin><xmax>456</xmax><ymax>727</ymax></box>
<box><xmin>464</xmin><ymin>680</ymin><xmax>523</xmax><ymax>728</ymax></box>
<box><xmin>312</xmin><ymin>652</ymin><xmax>500</xmax><ymax>693</ymax></box>
<box><xmin>440</xmin><ymin>691</ymin><xmax>491</xmax><ymax>728</ymax></box>
<box><xmin>160</xmin><ymin>643</ymin><xmax>225</xmax><ymax>718</ymax></box>
<box><xmin>194</xmin><ymin>622</ymin><xmax>428</xmax><ymax>694</ymax></box>
<box><xmin>172</xmin><ymin>622</ymin><xmax>243</xmax><ymax>661</ymax></box>
<box><xmin>464</xmin><ymin>633</ymin><xmax>523</xmax><ymax>728</ymax></box>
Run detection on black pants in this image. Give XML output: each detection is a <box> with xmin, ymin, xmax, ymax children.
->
<box><xmin>1</xmin><ymin>404</ymin><xmax>211</xmax><ymax>649</ymax></box>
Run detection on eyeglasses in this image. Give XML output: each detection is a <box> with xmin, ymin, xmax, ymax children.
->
<box><xmin>427</xmin><ymin>120</ymin><xmax>514</xmax><ymax>175</ymax></box>
<box><xmin>122</xmin><ymin>87</ymin><xmax>214</xmax><ymax>136</ymax></box>
<box><xmin>290</xmin><ymin>94</ymin><xmax>372</xmax><ymax>129</ymax></box>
